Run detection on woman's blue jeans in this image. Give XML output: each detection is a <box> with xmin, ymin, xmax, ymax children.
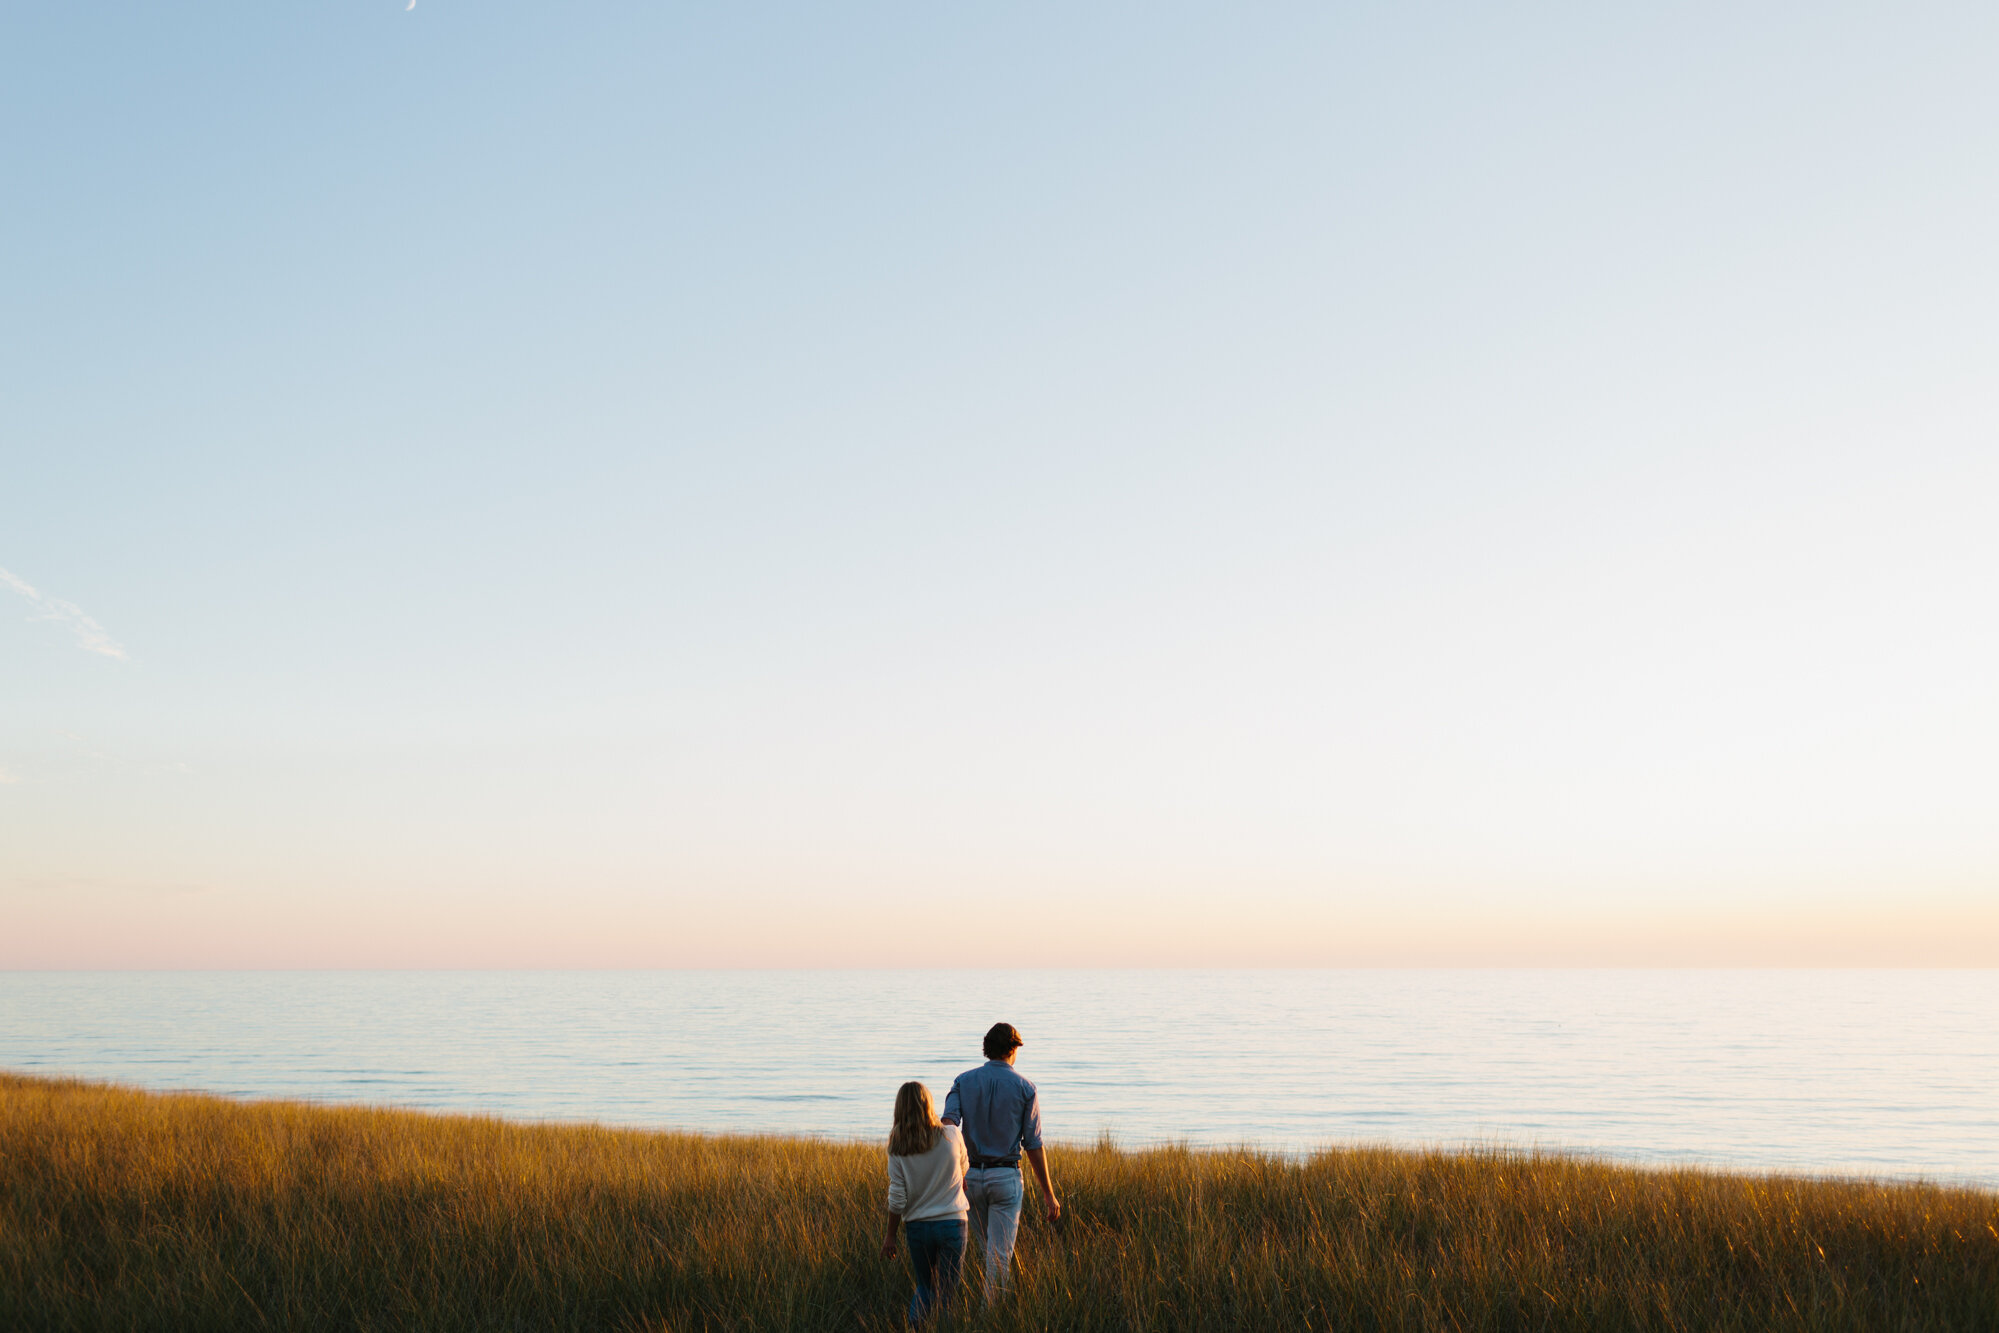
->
<box><xmin>902</xmin><ymin>1216</ymin><xmax>967</xmax><ymax>1325</ymax></box>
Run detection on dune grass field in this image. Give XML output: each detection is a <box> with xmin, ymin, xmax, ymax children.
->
<box><xmin>2</xmin><ymin>1072</ymin><xmax>1995</xmax><ymax>1331</ymax></box>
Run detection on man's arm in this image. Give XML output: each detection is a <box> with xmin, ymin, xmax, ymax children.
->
<box><xmin>1024</xmin><ymin>1146</ymin><xmax>1060</xmax><ymax>1222</ymax></box>
<box><xmin>1019</xmin><ymin>1090</ymin><xmax>1058</xmax><ymax>1221</ymax></box>
<box><xmin>940</xmin><ymin>1078</ymin><xmax>961</xmax><ymax>1127</ymax></box>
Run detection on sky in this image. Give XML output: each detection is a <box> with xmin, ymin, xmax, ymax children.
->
<box><xmin>3</xmin><ymin>2</ymin><xmax>1996</xmax><ymax>967</ymax></box>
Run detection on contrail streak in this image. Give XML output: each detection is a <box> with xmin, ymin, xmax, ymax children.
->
<box><xmin>0</xmin><ymin>566</ymin><xmax>128</xmax><ymax>659</ymax></box>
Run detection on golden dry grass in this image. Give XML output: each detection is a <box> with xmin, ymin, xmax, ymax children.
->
<box><xmin>3</xmin><ymin>1071</ymin><xmax>1994</xmax><ymax>1331</ymax></box>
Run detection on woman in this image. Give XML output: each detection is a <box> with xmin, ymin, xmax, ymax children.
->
<box><xmin>881</xmin><ymin>1080</ymin><xmax>969</xmax><ymax>1325</ymax></box>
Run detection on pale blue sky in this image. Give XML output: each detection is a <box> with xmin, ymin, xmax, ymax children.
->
<box><xmin>4</xmin><ymin>2</ymin><xmax>1997</xmax><ymax>964</ymax></box>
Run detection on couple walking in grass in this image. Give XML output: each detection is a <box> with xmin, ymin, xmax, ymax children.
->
<box><xmin>881</xmin><ymin>1022</ymin><xmax>1062</xmax><ymax>1325</ymax></box>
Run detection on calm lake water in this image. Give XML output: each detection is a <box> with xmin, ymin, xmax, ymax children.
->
<box><xmin>2</xmin><ymin>970</ymin><xmax>1993</xmax><ymax>1189</ymax></box>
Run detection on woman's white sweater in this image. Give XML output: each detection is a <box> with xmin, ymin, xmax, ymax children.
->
<box><xmin>886</xmin><ymin>1123</ymin><xmax>969</xmax><ymax>1223</ymax></box>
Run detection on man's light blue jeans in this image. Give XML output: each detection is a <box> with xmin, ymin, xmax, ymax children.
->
<box><xmin>963</xmin><ymin>1165</ymin><xmax>1024</xmax><ymax>1298</ymax></box>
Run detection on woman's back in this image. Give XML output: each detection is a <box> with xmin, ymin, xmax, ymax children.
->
<box><xmin>887</xmin><ymin>1123</ymin><xmax>969</xmax><ymax>1224</ymax></box>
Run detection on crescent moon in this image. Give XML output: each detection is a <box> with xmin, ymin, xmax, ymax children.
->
<box><xmin>406</xmin><ymin>0</ymin><xmax>415</xmax><ymax>9</ymax></box>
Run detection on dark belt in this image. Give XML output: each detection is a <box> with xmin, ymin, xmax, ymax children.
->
<box><xmin>969</xmin><ymin>1155</ymin><xmax>1020</xmax><ymax>1170</ymax></box>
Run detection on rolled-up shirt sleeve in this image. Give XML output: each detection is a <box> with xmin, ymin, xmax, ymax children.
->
<box><xmin>1019</xmin><ymin>1088</ymin><xmax>1043</xmax><ymax>1151</ymax></box>
<box><xmin>886</xmin><ymin>1154</ymin><xmax>908</xmax><ymax>1214</ymax></box>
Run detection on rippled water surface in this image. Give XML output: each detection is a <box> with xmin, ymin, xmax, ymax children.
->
<box><xmin>2</xmin><ymin>970</ymin><xmax>1993</xmax><ymax>1188</ymax></box>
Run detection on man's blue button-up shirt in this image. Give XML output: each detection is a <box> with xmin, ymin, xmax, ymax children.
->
<box><xmin>942</xmin><ymin>1059</ymin><xmax>1044</xmax><ymax>1160</ymax></box>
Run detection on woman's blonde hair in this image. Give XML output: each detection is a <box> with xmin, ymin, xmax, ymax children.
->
<box><xmin>888</xmin><ymin>1081</ymin><xmax>943</xmax><ymax>1157</ymax></box>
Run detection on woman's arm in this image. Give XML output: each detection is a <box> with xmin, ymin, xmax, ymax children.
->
<box><xmin>886</xmin><ymin>1153</ymin><xmax>909</xmax><ymax>1216</ymax></box>
<box><xmin>881</xmin><ymin>1209</ymin><xmax>902</xmax><ymax>1259</ymax></box>
<box><xmin>883</xmin><ymin>1152</ymin><xmax>906</xmax><ymax>1258</ymax></box>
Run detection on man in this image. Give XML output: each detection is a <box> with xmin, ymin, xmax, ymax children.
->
<box><xmin>940</xmin><ymin>1021</ymin><xmax>1061</xmax><ymax>1299</ymax></box>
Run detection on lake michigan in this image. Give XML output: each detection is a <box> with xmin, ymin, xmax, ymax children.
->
<box><xmin>2</xmin><ymin>969</ymin><xmax>1992</xmax><ymax>1189</ymax></box>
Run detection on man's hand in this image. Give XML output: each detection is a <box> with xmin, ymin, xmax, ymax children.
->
<box><xmin>881</xmin><ymin>1238</ymin><xmax>898</xmax><ymax>1260</ymax></box>
<box><xmin>1024</xmin><ymin>1146</ymin><xmax>1060</xmax><ymax>1227</ymax></box>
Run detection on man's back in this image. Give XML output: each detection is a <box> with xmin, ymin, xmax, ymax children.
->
<box><xmin>943</xmin><ymin>1059</ymin><xmax>1043</xmax><ymax>1163</ymax></box>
